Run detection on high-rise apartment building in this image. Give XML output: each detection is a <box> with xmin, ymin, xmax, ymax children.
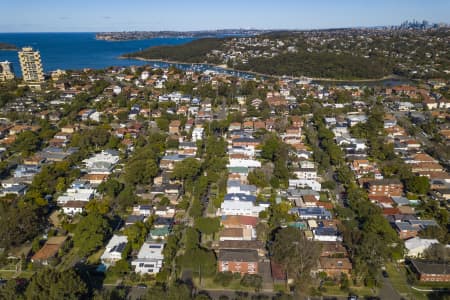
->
<box><xmin>18</xmin><ymin>47</ymin><xmax>44</xmax><ymax>83</ymax></box>
<box><xmin>0</xmin><ymin>61</ymin><xmax>15</xmax><ymax>81</ymax></box>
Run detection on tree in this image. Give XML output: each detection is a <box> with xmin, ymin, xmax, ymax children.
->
<box><xmin>405</xmin><ymin>176</ymin><xmax>430</xmax><ymax>195</ymax></box>
<box><xmin>171</xmin><ymin>158</ymin><xmax>202</xmax><ymax>182</ymax></box>
<box><xmin>194</xmin><ymin>217</ymin><xmax>221</xmax><ymax>235</ymax></box>
<box><xmin>11</xmin><ymin>130</ymin><xmax>42</xmax><ymax>155</ymax></box>
<box><xmin>73</xmin><ymin>212</ymin><xmax>111</xmax><ymax>257</ymax></box>
<box><xmin>240</xmin><ymin>274</ymin><xmax>263</xmax><ymax>291</ymax></box>
<box><xmin>177</xmin><ymin>248</ymin><xmax>217</xmax><ymax>277</ymax></box>
<box><xmin>189</xmin><ymin>198</ymin><xmax>203</xmax><ymax>218</ymax></box>
<box><xmin>143</xmin><ymin>283</ymin><xmax>193</xmax><ymax>300</ymax></box>
<box><xmin>270</xmin><ymin>227</ymin><xmax>320</xmax><ymax>287</ymax></box>
<box><xmin>0</xmin><ymin>279</ymin><xmax>25</xmax><ymax>300</ymax></box>
<box><xmin>424</xmin><ymin>243</ymin><xmax>450</xmax><ymax>262</ymax></box>
<box><xmin>248</xmin><ymin>169</ymin><xmax>269</xmax><ymax>188</ymax></box>
<box><xmin>123</xmin><ymin>221</ymin><xmax>148</xmax><ymax>250</ymax></box>
<box><xmin>116</xmin><ymin>186</ymin><xmax>137</xmax><ymax>211</ymax></box>
<box><xmin>0</xmin><ymin>204</ymin><xmax>43</xmax><ymax>249</ymax></box>
<box><xmin>124</xmin><ymin>158</ymin><xmax>158</xmax><ymax>185</ymax></box>
<box><xmin>184</xmin><ymin>227</ymin><xmax>200</xmax><ymax>251</ymax></box>
<box><xmin>98</xmin><ymin>178</ymin><xmax>124</xmax><ymax>198</ymax></box>
<box><xmin>261</xmin><ymin>135</ymin><xmax>280</xmax><ymax>161</ymax></box>
<box><xmin>25</xmin><ymin>269</ymin><xmax>88</xmax><ymax>300</ymax></box>
<box><xmin>85</xmin><ymin>199</ymin><xmax>110</xmax><ymax>214</ymax></box>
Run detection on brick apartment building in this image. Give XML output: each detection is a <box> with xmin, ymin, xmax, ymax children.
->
<box><xmin>218</xmin><ymin>249</ymin><xmax>259</xmax><ymax>275</ymax></box>
<box><xmin>366</xmin><ymin>179</ymin><xmax>403</xmax><ymax>197</ymax></box>
<box><xmin>410</xmin><ymin>260</ymin><xmax>450</xmax><ymax>282</ymax></box>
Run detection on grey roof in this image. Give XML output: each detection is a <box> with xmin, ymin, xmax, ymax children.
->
<box><xmin>224</xmin><ymin>193</ymin><xmax>257</xmax><ymax>202</ymax></box>
<box><xmin>314</xmin><ymin>227</ymin><xmax>339</xmax><ymax>236</ymax></box>
<box><xmin>411</xmin><ymin>260</ymin><xmax>450</xmax><ymax>275</ymax></box>
<box><xmin>291</xmin><ymin>207</ymin><xmax>332</xmax><ymax>219</ymax></box>
<box><xmin>391</xmin><ymin>196</ymin><xmax>411</xmax><ymax>206</ymax></box>
<box><xmin>126</xmin><ymin>215</ymin><xmax>145</xmax><ymax>224</ymax></box>
<box><xmin>287</xmin><ymin>189</ymin><xmax>320</xmax><ymax>197</ymax></box>
<box><xmin>218</xmin><ymin>249</ymin><xmax>258</xmax><ymax>262</ymax></box>
<box><xmin>218</xmin><ymin>240</ymin><xmax>264</xmax><ymax>251</ymax></box>
<box><xmin>232</xmin><ymin>137</ymin><xmax>260</xmax><ymax>143</ymax></box>
<box><xmin>161</xmin><ymin>154</ymin><xmax>189</xmax><ymax>161</ymax></box>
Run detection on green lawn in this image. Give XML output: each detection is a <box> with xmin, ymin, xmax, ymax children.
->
<box><xmin>0</xmin><ymin>270</ymin><xmax>35</xmax><ymax>279</ymax></box>
<box><xmin>103</xmin><ymin>272</ymin><xmax>121</xmax><ymax>285</ymax></box>
<box><xmin>193</xmin><ymin>277</ymin><xmax>257</xmax><ymax>292</ymax></box>
<box><xmin>321</xmin><ymin>283</ymin><xmax>376</xmax><ymax>298</ymax></box>
<box><xmin>87</xmin><ymin>248</ymin><xmax>104</xmax><ymax>265</ymax></box>
<box><xmin>385</xmin><ymin>263</ymin><xmax>428</xmax><ymax>300</ymax></box>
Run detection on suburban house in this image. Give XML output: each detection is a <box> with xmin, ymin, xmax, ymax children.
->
<box><xmin>366</xmin><ymin>179</ymin><xmax>403</xmax><ymax>197</ymax></box>
<box><xmin>220</xmin><ymin>215</ymin><xmax>258</xmax><ymax>241</ymax></box>
<box><xmin>62</xmin><ymin>200</ymin><xmax>87</xmax><ymax>215</ymax></box>
<box><xmin>100</xmin><ymin>235</ymin><xmax>128</xmax><ymax>266</ymax></box>
<box><xmin>216</xmin><ymin>240</ymin><xmax>265</xmax><ymax>257</ymax></box>
<box><xmin>394</xmin><ymin>219</ymin><xmax>439</xmax><ymax>240</ymax></box>
<box><xmin>218</xmin><ymin>194</ymin><xmax>269</xmax><ymax>217</ymax></box>
<box><xmin>404</xmin><ymin>237</ymin><xmax>439</xmax><ymax>257</ymax></box>
<box><xmin>82</xmin><ymin>149</ymin><xmax>120</xmax><ymax>175</ymax></box>
<box><xmin>290</xmin><ymin>207</ymin><xmax>332</xmax><ymax>220</ymax></box>
<box><xmin>317</xmin><ymin>257</ymin><xmax>352</xmax><ymax>277</ymax></box>
<box><xmin>313</xmin><ymin>227</ymin><xmax>342</xmax><ymax>242</ymax></box>
<box><xmin>31</xmin><ymin>236</ymin><xmax>68</xmax><ymax>265</ymax></box>
<box><xmin>217</xmin><ymin>249</ymin><xmax>259</xmax><ymax>275</ymax></box>
<box><xmin>410</xmin><ymin>260</ymin><xmax>450</xmax><ymax>282</ymax></box>
<box><xmin>131</xmin><ymin>242</ymin><xmax>165</xmax><ymax>275</ymax></box>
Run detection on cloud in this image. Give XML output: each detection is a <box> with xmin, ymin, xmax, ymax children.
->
<box><xmin>103</xmin><ymin>16</ymin><xmax>112</xmax><ymax>20</ymax></box>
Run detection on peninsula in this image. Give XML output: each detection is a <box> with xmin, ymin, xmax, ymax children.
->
<box><xmin>125</xmin><ymin>25</ymin><xmax>450</xmax><ymax>80</ymax></box>
<box><xmin>96</xmin><ymin>29</ymin><xmax>268</xmax><ymax>41</ymax></box>
<box><xmin>0</xmin><ymin>42</ymin><xmax>18</xmax><ymax>50</ymax></box>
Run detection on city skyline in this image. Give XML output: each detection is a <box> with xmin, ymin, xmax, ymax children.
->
<box><xmin>1</xmin><ymin>0</ymin><xmax>449</xmax><ymax>32</ymax></box>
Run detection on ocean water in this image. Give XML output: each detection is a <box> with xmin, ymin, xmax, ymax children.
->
<box><xmin>0</xmin><ymin>32</ymin><xmax>195</xmax><ymax>75</ymax></box>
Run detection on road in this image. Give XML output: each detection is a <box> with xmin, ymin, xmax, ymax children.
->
<box><xmin>202</xmin><ymin>289</ymin><xmax>280</xmax><ymax>299</ymax></box>
<box><xmin>378</xmin><ymin>276</ymin><xmax>403</xmax><ymax>300</ymax></box>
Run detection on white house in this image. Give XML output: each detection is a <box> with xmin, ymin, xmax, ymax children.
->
<box><xmin>57</xmin><ymin>181</ymin><xmax>96</xmax><ymax>205</ymax></box>
<box><xmin>227</xmin><ymin>158</ymin><xmax>261</xmax><ymax>169</ymax></box>
<box><xmin>226</xmin><ymin>180</ymin><xmax>257</xmax><ymax>195</ymax></box>
<box><xmin>218</xmin><ymin>193</ymin><xmax>269</xmax><ymax>217</ymax></box>
<box><xmin>405</xmin><ymin>237</ymin><xmax>439</xmax><ymax>257</ymax></box>
<box><xmin>313</xmin><ymin>227</ymin><xmax>342</xmax><ymax>242</ymax></box>
<box><xmin>192</xmin><ymin>127</ymin><xmax>204</xmax><ymax>142</ymax></box>
<box><xmin>83</xmin><ymin>150</ymin><xmax>120</xmax><ymax>174</ymax></box>
<box><xmin>113</xmin><ymin>86</ymin><xmax>122</xmax><ymax>95</ymax></box>
<box><xmin>62</xmin><ymin>201</ymin><xmax>86</xmax><ymax>215</ymax></box>
<box><xmin>101</xmin><ymin>235</ymin><xmax>128</xmax><ymax>265</ymax></box>
<box><xmin>289</xmin><ymin>179</ymin><xmax>321</xmax><ymax>191</ymax></box>
<box><xmin>228</xmin><ymin>146</ymin><xmax>255</xmax><ymax>158</ymax></box>
<box><xmin>293</xmin><ymin>168</ymin><xmax>318</xmax><ymax>180</ymax></box>
<box><xmin>141</xmin><ymin>71</ymin><xmax>150</xmax><ymax>81</ymax></box>
<box><xmin>132</xmin><ymin>205</ymin><xmax>152</xmax><ymax>217</ymax></box>
<box><xmin>132</xmin><ymin>242</ymin><xmax>165</xmax><ymax>274</ymax></box>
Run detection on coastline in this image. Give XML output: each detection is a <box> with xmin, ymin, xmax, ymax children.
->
<box><xmin>119</xmin><ymin>55</ymin><xmax>407</xmax><ymax>83</ymax></box>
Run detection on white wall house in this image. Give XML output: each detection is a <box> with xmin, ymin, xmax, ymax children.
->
<box><xmin>192</xmin><ymin>127</ymin><xmax>204</xmax><ymax>142</ymax></box>
<box><xmin>101</xmin><ymin>235</ymin><xmax>128</xmax><ymax>266</ymax></box>
<box><xmin>227</xmin><ymin>158</ymin><xmax>261</xmax><ymax>168</ymax></box>
<box><xmin>132</xmin><ymin>242</ymin><xmax>165</xmax><ymax>275</ymax></box>
<box><xmin>83</xmin><ymin>150</ymin><xmax>120</xmax><ymax>174</ymax></box>
<box><xmin>218</xmin><ymin>193</ymin><xmax>268</xmax><ymax>217</ymax></box>
<box><xmin>289</xmin><ymin>179</ymin><xmax>321</xmax><ymax>191</ymax></box>
<box><xmin>405</xmin><ymin>237</ymin><xmax>439</xmax><ymax>257</ymax></box>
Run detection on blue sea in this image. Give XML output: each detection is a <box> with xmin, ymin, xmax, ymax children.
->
<box><xmin>0</xmin><ymin>32</ymin><xmax>195</xmax><ymax>75</ymax></box>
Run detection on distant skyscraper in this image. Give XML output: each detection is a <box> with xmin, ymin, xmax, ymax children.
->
<box><xmin>18</xmin><ymin>47</ymin><xmax>44</xmax><ymax>83</ymax></box>
<box><xmin>0</xmin><ymin>61</ymin><xmax>15</xmax><ymax>81</ymax></box>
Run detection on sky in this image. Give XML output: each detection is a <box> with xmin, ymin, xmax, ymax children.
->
<box><xmin>1</xmin><ymin>0</ymin><xmax>449</xmax><ymax>32</ymax></box>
